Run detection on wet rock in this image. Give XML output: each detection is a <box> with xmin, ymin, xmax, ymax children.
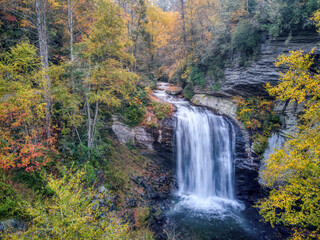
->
<box><xmin>151</xmin><ymin>117</ymin><xmax>175</xmax><ymax>168</ymax></box>
<box><xmin>165</xmin><ymin>86</ymin><xmax>183</xmax><ymax>95</ymax></box>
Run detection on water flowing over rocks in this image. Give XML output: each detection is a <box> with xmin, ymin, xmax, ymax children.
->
<box><xmin>190</xmin><ymin>94</ymin><xmax>251</xmax><ymax>161</ymax></box>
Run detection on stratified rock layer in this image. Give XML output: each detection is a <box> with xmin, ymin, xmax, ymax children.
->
<box><xmin>194</xmin><ymin>31</ymin><xmax>320</xmax><ymax>97</ymax></box>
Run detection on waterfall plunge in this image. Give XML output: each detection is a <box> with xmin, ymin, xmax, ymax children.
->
<box><xmin>176</xmin><ymin>105</ymin><xmax>236</xmax><ymax>201</ymax></box>
<box><xmin>153</xmin><ymin>82</ymin><xmax>239</xmax><ymax>209</ymax></box>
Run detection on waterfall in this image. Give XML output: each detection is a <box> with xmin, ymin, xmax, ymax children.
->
<box><xmin>153</xmin><ymin>82</ymin><xmax>238</xmax><ymax>207</ymax></box>
<box><xmin>154</xmin><ymin>83</ymin><xmax>273</xmax><ymax>240</ymax></box>
<box><xmin>175</xmin><ymin>105</ymin><xmax>236</xmax><ymax>201</ymax></box>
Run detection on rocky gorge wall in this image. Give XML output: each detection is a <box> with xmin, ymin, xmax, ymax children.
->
<box><xmin>189</xmin><ymin>31</ymin><xmax>319</xmax><ymax>203</ymax></box>
<box><xmin>194</xmin><ymin>31</ymin><xmax>320</xmax><ymax>98</ymax></box>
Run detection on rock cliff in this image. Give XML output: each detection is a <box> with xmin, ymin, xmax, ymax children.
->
<box><xmin>111</xmin><ymin>114</ymin><xmax>175</xmax><ymax>166</ymax></box>
<box><xmin>194</xmin><ymin>31</ymin><xmax>320</xmax><ymax>97</ymax></box>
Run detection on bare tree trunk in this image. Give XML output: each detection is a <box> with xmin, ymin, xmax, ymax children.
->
<box><xmin>180</xmin><ymin>0</ymin><xmax>186</xmax><ymax>44</ymax></box>
<box><xmin>35</xmin><ymin>0</ymin><xmax>51</xmax><ymax>139</ymax></box>
<box><xmin>86</xmin><ymin>95</ymin><xmax>91</xmax><ymax>149</ymax></box>
<box><xmin>68</xmin><ymin>0</ymin><xmax>74</xmax><ymax>63</ymax></box>
<box><xmin>246</xmin><ymin>0</ymin><xmax>249</xmax><ymax>12</ymax></box>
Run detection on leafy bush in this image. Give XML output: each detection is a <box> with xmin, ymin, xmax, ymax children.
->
<box><xmin>122</xmin><ymin>104</ymin><xmax>146</xmax><ymax>127</ymax></box>
<box><xmin>2</xmin><ymin>168</ymin><xmax>150</xmax><ymax>240</ymax></box>
<box><xmin>184</xmin><ymin>83</ymin><xmax>194</xmax><ymax>100</ymax></box>
<box><xmin>231</xmin><ymin>20</ymin><xmax>261</xmax><ymax>59</ymax></box>
<box><xmin>134</xmin><ymin>207</ymin><xmax>150</xmax><ymax>228</ymax></box>
<box><xmin>12</xmin><ymin>169</ymin><xmax>52</xmax><ymax>195</ymax></box>
<box><xmin>104</xmin><ymin>167</ymin><xmax>126</xmax><ymax>190</ymax></box>
<box><xmin>235</xmin><ymin>96</ymin><xmax>281</xmax><ymax>154</ymax></box>
<box><xmin>253</xmin><ymin>134</ymin><xmax>269</xmax><ymax>154</ymax></box>
<box><xmin>0</xmin><ymin>182</ymin><xmax>21</xmax><ymax>220</ymax></box>
<box><xmin>189</xmin><ymin>66</ymin><xmax>206</xmax><ymax>86</ymax></box>
<box><xmin>151</xmin><ymin>101</ymin><xmax>171</xmax><ymax>120</ymax></box>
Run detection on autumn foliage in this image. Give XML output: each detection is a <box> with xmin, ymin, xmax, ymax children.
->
<box><xmin>0</xmin><ymin>42</ymin><xmax>56</xmax><ymax>172</ymax></box>
<box><xmin>258</xmin><ymin>11</ymin><xmax>320</xmax><ymax>238</ymax></box>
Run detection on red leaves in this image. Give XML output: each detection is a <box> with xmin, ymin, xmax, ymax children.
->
<box><xmin>0</xmin><ymin>101</ymin><xmax>56</xmax><ymax>172</ymax></box>
<box><xmin>5</xmin><ymin>14</ymin><xmax>17</xmax><ymax>22</ymax></box>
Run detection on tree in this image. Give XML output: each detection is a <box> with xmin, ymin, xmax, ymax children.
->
<box><xmin>79</xmin><ymin>0</ymin><xmax>138</xmax><ymax>155</ymax></box>
<box><xmin>258</xmin><ymin>12</ymin><xmax>320</xmax><ymax>238</ymax></box>
<box><xmin>0</xmin><ymin>42</ymin><xmax>56</xmax><ymax>172</ymax></box>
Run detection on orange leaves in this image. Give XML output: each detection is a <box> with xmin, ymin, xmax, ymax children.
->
<box><xmin>146</xmin><ymin>6</ymin><xmax>179</xmax><ymax>50</ymax></box>
<box><xmin>0</xmin><ymin>42</ymin><xmax>56</xmax><ymax>172</ymax></box>
<box><xmin>0</xmin><ymin>99</ymin><xmax>56</xmax><ymax>172</ymax></box>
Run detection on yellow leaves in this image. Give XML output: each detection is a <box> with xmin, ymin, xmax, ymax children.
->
<box><xmin>268</xmin><ymin>48</ymin><xmax>319</xmax><ymax>107</ymax></box>
<box><xmin>47</xmin><ymin>0</ymin><xmax>61</xmax><ymax>9</ymax></box>
<box><xmin>146</xmin><ymin>5</ymin><xmax>179</xmax><ymax>50</ymax></box>
<box><xmin>260</xmin><ymin>45</ymin><xmax>320</xmax><ymax>237</ymax></box>
<box><xmin>19</xmin><ymin>19</ymin><xmax>34</xmax><ymax>28</ymax></box>
<box><xmin>311</xmin><ymin>9</ymin><xmax>320</xmax><ymax>33</ymax></box>
<box><xmin>3</xmin><ymin>167</ymin><xmax>135</xmax><ymax>240</ymax></box>
<box><xmin>181</xmin><ymin>66</ymin><xmax>191</xmax><ymax>79</ymax></box>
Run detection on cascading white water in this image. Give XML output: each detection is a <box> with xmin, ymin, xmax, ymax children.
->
<box><xmin>154</xmin><ymin>82</ymin><xmax>237</xmax><ymax>205</ymax></box>
<box><xmin>176</xmin><ymin>105</ymin><xmax>236</xmax><ymax>200</ymax></box>
<box><xmin>154</xmin><ymin>83</ymin><xmax>274</xmax><ymax>239</ymax></box>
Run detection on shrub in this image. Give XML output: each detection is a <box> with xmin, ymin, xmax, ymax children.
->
<box><xmin>231</xmin><ymin>20</ymin><xmax>261</xmax><ymax>59</ymax></box>
<box><xmin>134</xmin><ymin>207</ymin><xmax>150</xmax><ymax>228</ymax></box>
<box><xmin>189</xmin><ymin>66</ymin><xmax>206</xmax><ymax>86</ymax></box>
<box><xmin>2</xmin><ymin>168</ymin><xmax>135</xmax><ymax>240</ymax></box>
<box><xmin>122</xmin><ymin>104</ymin><xmax>146</xmax><ymax>127</ymax></box>
<box><xmin>253</xmin><ymin>134</ymin><xmax>269</xmax><ymax>154</ymax></box>
<box><xmin>0</xmin><ymin>182</ymin><xmax>21</xmax><ymax>220</ymax></box>
<box><xmin>235</xmin><ymin>96</ymin><xmax>281</xmax><ymax>154</ymax></box>
<box><xmin>184</xmin><ymin>83</ymin><xmax>194</xmax><ymax>100</ymax></box>
<box><xmin>151</xmin><ymin>102</ymin><xmax>171</xmax><ymax>120</ymax></box>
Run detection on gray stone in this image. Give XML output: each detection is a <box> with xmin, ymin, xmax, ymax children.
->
<box><xmin>0</xmin><ymin>219</ymin><xmax>26</xmax><ymax>233</ymax></box>
<box><xmin>194</xmin><ymin>32</ymin><xmax>320</xmax><ymax>97</ymax></box>
<box><xmin>165</xmin><ymin>86</ymin><xmax>183</xmax><ymax>95</ymax></box>
<box><xmin>112</xmin><ymin>115</ymin><xmax>154</xmax><ymax>150</ymax></box>
<box><xmin>274</xmin><ymin>100</ymin><xmax>304</xmax><ymax>135</ymax></box>
<box><xmin>98</xmin><ymin>186</ymin><xmax>108</xmax><ymax>194</ymax></box>
<box><xmin>191</xmin><ymin>94</ymin><xmax>237</xmax><ymax>119</ymax></box>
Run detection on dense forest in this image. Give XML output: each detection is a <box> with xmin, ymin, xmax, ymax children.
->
<box><xmin>1</xmin><ymin>0</ymin><xmax>320</xmax><ymax>239</ymax></box>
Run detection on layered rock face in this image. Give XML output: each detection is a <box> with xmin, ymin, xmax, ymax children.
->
<box><xmin>112</xmin><ymin>115</ymin><xmax>175</xmax><ymax>166</ymax></box>
<box><xmin>194</xmin><ymin>31</ymin><xmax>320</xmax><ymax>97</ymax></box>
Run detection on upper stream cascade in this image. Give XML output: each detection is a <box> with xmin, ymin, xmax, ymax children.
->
<box><xmin>154</xmin><ymin>82</ymin><xmax>242</xmax><ymax>210</ymax></box>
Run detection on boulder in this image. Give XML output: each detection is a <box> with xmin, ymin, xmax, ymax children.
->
<box><xmin>0</xmin><ymin>219</ymin><xmax>26</xmax><ymax>233</ymax></box>
<box><xmin>165</xmin><ymin>86</ymin><xmax>183</xmax><ymax>95</ymax></box>
<box><xmin>191</xmin><ymin>94</ymin><xmax>237</xmax><ymax>120</ymax></box>
<box><xmin>112</xmin><ymin>115</ymin><xmax>154</xmax><ymax>150</ymax></box>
